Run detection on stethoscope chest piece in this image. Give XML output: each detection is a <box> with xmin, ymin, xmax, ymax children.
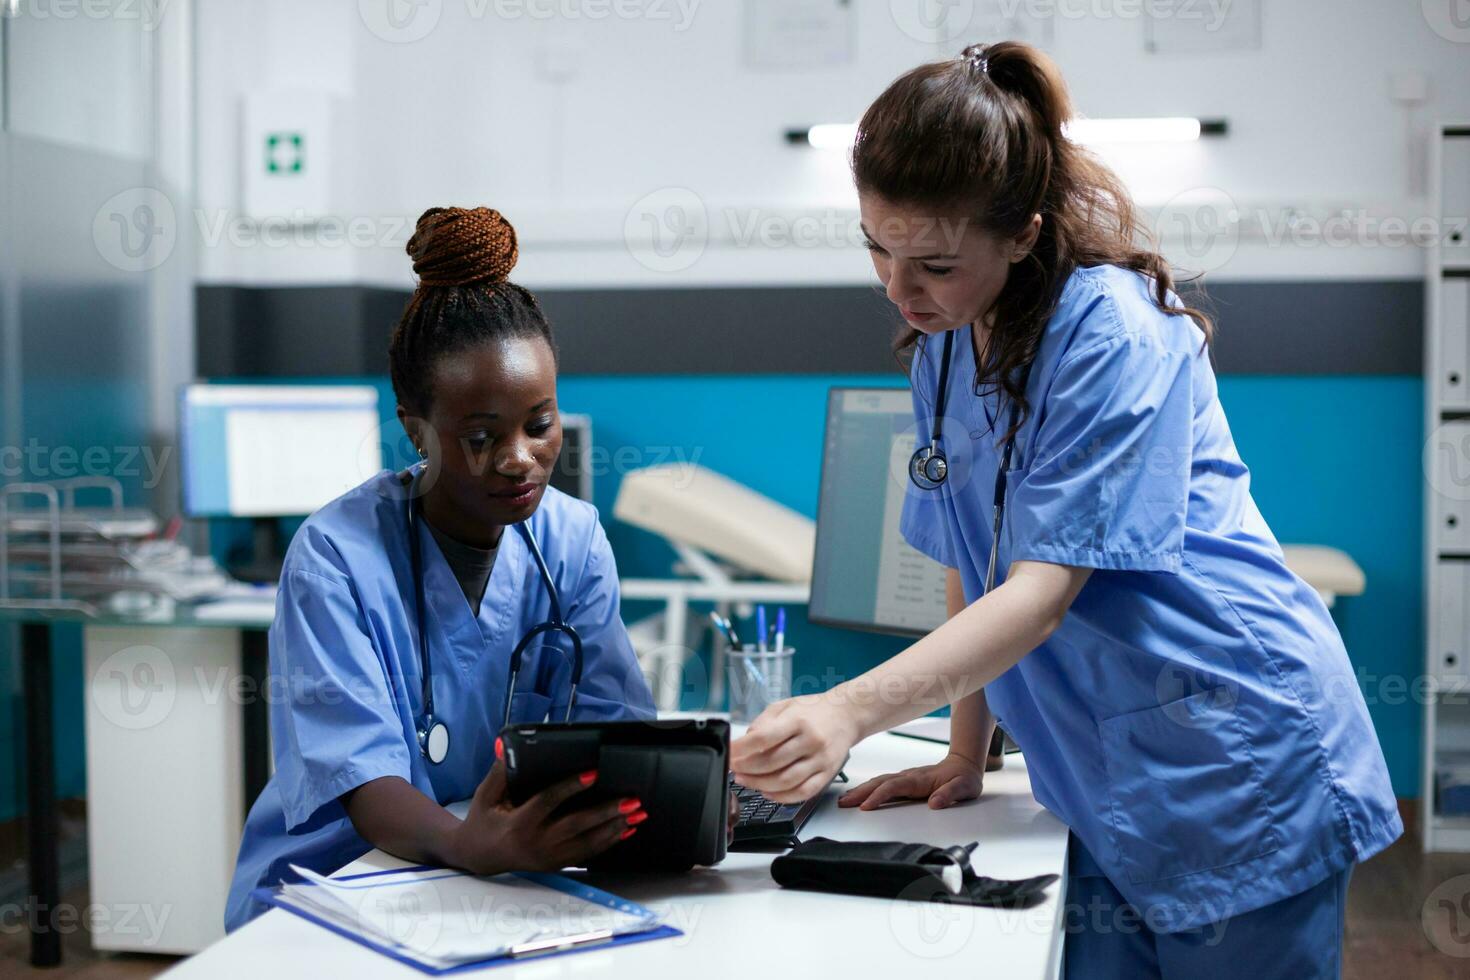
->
<box><xmin>400</xmin><ymin>465</ymin><xmax>582</xmax><ymax>765</ymax></box>
<box><xmin>909</xmin><ymin>329</ymin><xmax>957</xmax><ymax>492</ymax></box>
<box><xmin>420</xmin><ymin>717</ymin><xmax>450</xmax><ymax>765</ymax></box>
<box><xmin>909</xmin><ymin>444</ymin><xmax>949</xmax><ymax>490</ymax></box>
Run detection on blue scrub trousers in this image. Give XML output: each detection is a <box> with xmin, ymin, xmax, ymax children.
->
<box><xmin>1062</xmin><ymin>835</ymin><xmax>1351</xmax><ymax>980</ymax></box>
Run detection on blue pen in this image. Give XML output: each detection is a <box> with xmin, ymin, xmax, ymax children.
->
<box><xmin>709</xmin><ymin>611</ymin><xmax>741</xmax><ymax>649</ymax></box>
<box><xmin>756</xmin><ymin>606</ymin><xmax>767</xmax><ymax>653</ymax></box>
<box><xmin>774</xmin><ymin>608</ymin><xmax>786</xmax><ymax>654</ymax></box>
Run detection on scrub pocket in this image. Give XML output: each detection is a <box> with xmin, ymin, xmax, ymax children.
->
<box><xmin>1098</xmin><ymin>688</ymin><xmax>1279</xmax><ymax>884</ymax></box>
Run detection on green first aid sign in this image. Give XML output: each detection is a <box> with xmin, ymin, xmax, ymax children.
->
<box><xmin>265</xmin><ymin>132</ymin><xmax>305</xmax><ymax>174</ymax></box>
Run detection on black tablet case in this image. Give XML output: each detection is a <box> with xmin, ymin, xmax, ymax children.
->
<box><xmin>499</xmin><ymin>718</ymin><xmax>730</xmax><ymax>871</ymax></box>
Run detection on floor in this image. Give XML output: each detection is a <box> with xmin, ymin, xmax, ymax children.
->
<box><xmin>0</xmin><ymin>803</ymin><xmax>1467</xmax><ymax>977</ymax></box>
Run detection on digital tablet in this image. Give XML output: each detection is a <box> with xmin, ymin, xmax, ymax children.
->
<box><xmin>498</xmin><ymin>717</ymin><xmax>730</xmax><ymax>871</ymax></box>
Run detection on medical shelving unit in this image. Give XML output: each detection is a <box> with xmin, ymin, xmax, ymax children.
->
<box><xmin>1423</xmin><ymin>120</ymin><xmax>1470</xmax><ymax>851</ymax></box>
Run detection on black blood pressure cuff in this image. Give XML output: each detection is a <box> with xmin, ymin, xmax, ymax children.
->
<box><xmin>769</xmin><ymin>838</ymin><xmax>1058</xmax><ymax>908</ymax></box>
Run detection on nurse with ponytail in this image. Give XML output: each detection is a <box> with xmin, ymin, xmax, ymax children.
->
<box><xmin>732</xmin><ymin>43</ymin><xmax>1398</xmax><ymax>979</ymax></box>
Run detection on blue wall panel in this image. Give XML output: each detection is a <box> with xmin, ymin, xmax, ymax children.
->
<box><xmin>158</xmin><ymin>371</ymin><xmax>1430</xmax><ymax>824</ymax></box>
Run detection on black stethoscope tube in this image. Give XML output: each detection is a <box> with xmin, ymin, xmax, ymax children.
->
<box><xmin>909</xmin><ymin>327</ymin><xmax>1031</xmax><ymax>597</ymax></box>
<box><xmin>402</xmin><ymin>467</ymin><xmax>582</xmax><ymax>764</ymax></box>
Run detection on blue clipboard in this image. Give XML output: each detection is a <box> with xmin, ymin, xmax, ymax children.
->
<box><xmin>254</xmin><ymin>864</ymin><xmax>682</xmax><ymax>975</ymax></box>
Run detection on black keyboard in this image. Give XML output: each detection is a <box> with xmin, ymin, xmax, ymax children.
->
<box><xmin>728</xmin><ymin>773</ymin><xmax>821</xmax><ymax>848</ymax></box>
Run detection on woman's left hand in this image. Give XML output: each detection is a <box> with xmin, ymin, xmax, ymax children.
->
<box><xmin>730</xmin><ymin>694</ymin><xmax>862</xmax><ymax>803</ymax></box>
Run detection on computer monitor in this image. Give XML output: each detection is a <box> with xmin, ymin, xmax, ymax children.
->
<box><xmin>553</xmin><ymin>413</ymin><xmax>593</xmax><ymax>502</ymax></box>
<box><xmin>809</xmin><ymin>387</ymin><xmax>949</xmax><ymax>638</ymax></box>
<box><xmin>180</xmin><ymin>384</ymin><xmax>383</xmax><ymax>518</ymax></box>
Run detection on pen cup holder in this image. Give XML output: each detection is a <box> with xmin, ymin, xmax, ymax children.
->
<box><xmin>727</xmin><ymin>648</ymin><xmax>794</xmax><ymax>724</ymax></box>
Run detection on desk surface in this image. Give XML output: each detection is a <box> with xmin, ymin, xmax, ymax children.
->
<box><xmin>164</xmin><ymin>732</ymin><xmax>1069</xmax><ymax>979</ymax></box>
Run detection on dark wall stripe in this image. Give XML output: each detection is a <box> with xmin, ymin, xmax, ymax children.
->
<box><xmin>195</xmin><ymin>279</ymin><xmax>1424</xmax><ymax>378</ymax></box>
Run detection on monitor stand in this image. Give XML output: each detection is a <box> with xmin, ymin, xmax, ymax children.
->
<box><xmin>228</xmin><ymin>518</ymin><xmax>286</xmax><ymax>584</ymax></box>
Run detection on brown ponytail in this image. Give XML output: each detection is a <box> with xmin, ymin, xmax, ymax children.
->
<box><xmin>388</xmin><ymin>207</ymin><xmax>557</xmax><ymax>414</ymax></box>
<box><xmin>852</xmin><ymin>42</ymin><xmax>1213</xmax><ymax>439</ymax></box>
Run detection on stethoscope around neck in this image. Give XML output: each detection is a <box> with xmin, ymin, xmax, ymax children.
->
<box><xmin>908</xmin><ymin>327</ymin><xmax>1033</xmax><ymax>596</ymax></box>
<box><xmin>400</xmin><ymin>467</ymin><xmax>583</xmax><ymax>765</ymax></box>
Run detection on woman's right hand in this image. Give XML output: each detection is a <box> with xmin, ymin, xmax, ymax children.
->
<box><xmin>447</xmin><ymin>760</ymin><xmax>644</xmax><ymax>875</ymax></box>
<box><xmin>837</xmin><ymin>752</ymin><xmax>985</xmax><ymax>811</ymax></box>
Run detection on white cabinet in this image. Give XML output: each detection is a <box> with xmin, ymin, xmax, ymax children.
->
<box><xmin>1425</xmin><ymin>124</ymin><xmax>1470</xmax><ymax>852</ymax></box>
<box><xmin>1433</xmin><ymin>561</ymin><xmax>1470</xmax><ymax>687</ymax></box>
<box><xmin>1444</xmin><ymin>135</ymin><xmax>1470</xmax><ymax>262</ymax></box>
<box><xmin>1431</xmin><ymin>419</ymin><xmax>1470</xmax><ymax>551</ymax></box>
<box><xmin>1438</xmin><ymin>277</ymin><xmax>1470</xmax><ymax>409</ymax></box>
<box><xmin>85</xmin><ymin>627</ymin><xmax>245</xmax><ymax>954</ymax></box>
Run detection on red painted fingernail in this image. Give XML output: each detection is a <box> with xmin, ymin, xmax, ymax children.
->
<box><xmin>627</xmin><ymin>810</ymin><xmax>648</xmax><ymax>826</ymax></box>
<box><xmin>495</xmin><ymin>737</ymin><xmax>503</xmax><ymax>759</ymax></box>
<box><xmin>620</xmin><ymin>827</ymin><xmax>637</xmax><ymax>840</ymax></box>
<box><xmin>618</xmin><ymin>798</ymin><xmax>641</xmax><ymax>814</ymax></box>
<box><xmin>579</xmin><ymin>770</ymin><xmax>597</xmax><ymax>786</ymax></box>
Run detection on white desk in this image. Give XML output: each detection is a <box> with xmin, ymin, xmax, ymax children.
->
<box><xmin>164</xmin><ymin>733</ymin><xmax>1070</xmax><ymax>979</ymax></box>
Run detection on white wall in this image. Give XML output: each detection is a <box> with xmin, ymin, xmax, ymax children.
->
<box><xmin>192</xmin><ymin>0</ymin><xmax>1470</xmax><ymax>288</ymax></box>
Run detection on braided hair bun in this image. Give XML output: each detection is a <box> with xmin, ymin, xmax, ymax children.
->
<box><xmin>389</xmin><ymin>205</ymin><xmax>554</xmax><ymax>414</ymax></box>
<box><xmin>407</xmin><ymin>206</ymin><xmax>519</xmax><ymax>287</ymax></box>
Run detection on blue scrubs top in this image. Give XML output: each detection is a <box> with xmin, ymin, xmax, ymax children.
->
<box><xmin>900</xmin><ymin>264</ymin><xmax>1400</xmax><ymax>932</ymax></box>
<box><xmin>225</xmin><ymin>472</ymin><xmax>656</xmax><ymax>930</ymax></box>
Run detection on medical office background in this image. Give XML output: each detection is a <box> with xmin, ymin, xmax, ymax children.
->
<box><xmin>2</xmin><ymin>0</ymin><xmax>1468</xmax><ymax>850</ymax></box>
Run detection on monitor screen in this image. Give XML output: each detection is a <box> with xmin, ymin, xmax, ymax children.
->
<box><xmin>552</xmin><ymin>413</ymin><xmax>592</xmax><ymax>502</ymax></box>
<box><xmin>809</xmin><ymin>387</ymin><xmax>949</xmax><ymax>637</ymax></box>
<box><xmin>180</xmin><ymin>384</ymin><xmax>383</xmax><ymax>518</ymax></box>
